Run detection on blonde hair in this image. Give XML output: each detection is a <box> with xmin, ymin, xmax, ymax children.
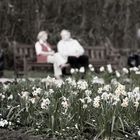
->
<box><xmin>37</xmin><ymin>31</ymin><xmax>48</xmax><ymax>40</ymax></box>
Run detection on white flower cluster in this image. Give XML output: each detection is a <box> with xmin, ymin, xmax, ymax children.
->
<box><xmin>48</xmin><ymin>89</ymin><xmax>54</xmax><ymax>94</ymax></box>
<box><xmin>115</xmin><ymin>70</ymin><xmax>121</xmax><ymax>78</ymax></box>
<box><xmin>103</xmin><ymin>85</ymin><xmax>111</xmax><ymax>92</ymax></box>
<box><xmin>114</xmin><ymin>83</ymin><xmax>126</xmax><ymax>96</ymax></box>
<box><xmin>111</xmin><ymin>78</ymin><xmax>119</xmax><ymax>86</ymax></box>
<box><xmin>3</xmin><ymin>84</ymin><xmax>10</xmax><ymax>91</ymax></box>
<box><xmin>85</xmin><ymin>90</ymin><xmax>92</xmax><ymax>96</ymax></box>
<box><xmin>65</xmin><ymin>77</ymin><xmax>76</xmax><ymax>87</ymax></box>
<box><xmin>101</xmin><ymin>92</ymin><xmax>110</xmax><ymax>101</ymax></box>
<box><xmin>97</xmin><ymin>88</ymin><xmax>120</xmax><ymax>106</ymax></box>
<box><xmin>122</xmin><ymin>66</ymin><xmax>140</xmax><ymax>75</ymax></box>
<box><xmin>99</xmin><ymin>66</ymin><xmax>105</xmax><ymax>72</ymax></box>
<box><xmin>88</xmin><ymin>64</ymin><xmax>94</xmax><ymax>72</ymax></box>
<box><xmin>41</xmin><ymin>98</ymin><xmax>50</xmax><ymax>109</ymax></box>
<box><xmin>92</xmin><ymin>76</ymin><xmax>104</xmax><ymax>84</ymax></box>
<box><xmin>8</xmin><ymin>94</ymin><xmax>13</xmax><ymax>100</ymax></box>
<box><xmin>97</xmin><ymin>85</ymin><xmax>111</xmax><ymax>95</ymax></box>
<box><xmin>127</xmin><ymin>87</ymin><xmax>140</xmax><ymax>108</ymax></box>
<box><xmin>20</xmin><ymin>91</ymin><xmax>30</xmax><ymax>100</ymax></box>
<box><xmin>111</xmin><ymin>94</ymin><xmax>120</xmax><ymax>106</ymax></box>
<box><xmin>93</xmin><ymin>96</ymin><xmax>100</xmax><ymax>108</ymax></box>
<box><xmin>71</xmin><ymin>91</ymin><xmax>78</xmax><ymax>95</ymax></box>
<box><xmin>121</xmin><ymin>97</ymin><xmax>129</xmax><ymax>107</ymax></box>
<box><xmin>29</xmin><ymin>98</ymin><xmax>36</xmax><ymax>104</ymax></box>
<box><xmin>122</xmin><ymin>67</ymin><xmax>129</xmax><ymax>74</ymax></box>
<box><xmin>79</xmin><ymin>95</ymin><xmax>92</xmax><ymax>109</ymax></box>
<box><xmin>42</xmin><ymin>76</ymin><xmax>64</xmax><ymax>88</ymax></box>
<box><xmin>61</xmin><ymin>97</ymin><xmax>69</xmax><ymax>109</ymax></box>
<box><xmin>0</xmin><ymin>119</ymin><xmax>9</xmax><ymax>127</ymax></box>
<box><xmin>41</xmin><ymin>76</ymin><xmax>54</xmax><ymax>84</ymax></box>
<box><xmin>53</xmin><ymin>79</ymin><xmax>64</xmax><ymax>88</ymax></box>
<box><xmin>77</xmin><ymin>80</ymin><xmax>88</xmax><ymax>90</ymax></box>
<box><xmin>129</xmin><ymin>67</ymin><xmax>139</xmax><ymax>72</ymax></box>
<box><xmin>96</xmin><ymin>81</ymin><xmax>140</xmax><ymax>108</ymax></box>
<box><xmin>0</xmin><ymin>93</ymin><xmax>6</xmax><ymax>100</ymax></box>
<box><xmin>107</xmin><ymin>64</ymin><xmax>113</xmax><ymax>73</ymax></box>
<box><xmin>70</xmin><ymin>67</ymin><xmax>85</xmax><ymax>74</ymax></box>
<box><xmin>79</xmin><ymin>67</ymin><xmax>85</xmax><ymax>73</ymax></box>
<box><xmin>98</xmin><ymin>86</ymin><xmax>120</xmax><ymax>105</ymax></box>
<box><xmin>43</xmin><ymin>89</ymin><xmax>55</xmax><ymax>97</ymax></box>
<box><xmin>32</xmin><ymin>87</ymin><xmax>42</xmax><ymax>96</ymax></box>
<box><xmin>79</xmin><ymin>96</ymin><xmax>92</xmax><ymax>104</ymax></box>
<box><xmin>138</xmin><ymin>130</ymin><xmax>140</xmax><ymax>136</ymax></box>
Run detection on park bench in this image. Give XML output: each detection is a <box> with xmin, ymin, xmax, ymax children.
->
<box><xmin>84</xmin><ymin>45</ymin><xmax>121</xmax><ymax>69</ymax></box>
<box><xmin>13</xmin><ymin>41</ymin><xmax>53</xmax><ymax>77</ymax></box>
<box><xmin>13</xmin><ymin>41</ymin><xmax>121</xmax><ymax>77</ymax></box>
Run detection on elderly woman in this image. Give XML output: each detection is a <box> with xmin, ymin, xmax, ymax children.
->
<box><xmin>35</xmin><ymin>31</ymin><xmax>67</xmax><ymax>79</ymax></box>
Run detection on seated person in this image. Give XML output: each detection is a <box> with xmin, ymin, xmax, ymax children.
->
<box><xmin>127</xmin><ymin>53</ymin><xmax>140</xmax><ymax>67</ymax></box>
<box><xmin>57</xmin><ymin>29</ymin><xmax>89</xmax><ymax>74</ymax></box>
<box><xmin>35</xmin><ymin>31</ymin><xmax>67</xmax><ymax>79</ymax></box>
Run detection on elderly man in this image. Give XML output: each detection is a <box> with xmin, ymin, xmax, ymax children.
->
<box><xmin>57</xmin><ymin>29</ymin><xmax>89</xmax><ymax>74</ymax></box>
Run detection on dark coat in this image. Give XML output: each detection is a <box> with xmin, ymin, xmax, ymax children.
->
<box><xmin>127</xmin><ymin>53</ymin><xmax>140</xmax><ymax>67</ymax></box>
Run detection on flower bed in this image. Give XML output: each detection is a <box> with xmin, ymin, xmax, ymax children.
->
<box><xmin>0</xmin><ymin>65</ymin><xmax>140</xmax><ymax>139</ymax></box>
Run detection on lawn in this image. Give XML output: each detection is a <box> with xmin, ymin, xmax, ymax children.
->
<box><xmin>3</xmin><ymin>70</ymin><xmax>53</xmax><ymax>78</ymax></box>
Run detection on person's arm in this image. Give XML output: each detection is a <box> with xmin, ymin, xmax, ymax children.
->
<box><xmin>74</xmin><ymin>40</ymin><xmax>84</xmax><ymax>56</ymax></box>
<box><xmin>35</xmin><ymin>42</ymin><xmax>54</xmax><ymax>56</ymax></box>
<box><xmin>57</xmin><ymin>42</ymin><xmax>69</xmax><ymax>56</ymax></box>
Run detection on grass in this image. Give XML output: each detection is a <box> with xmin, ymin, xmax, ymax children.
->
<box><xmin>2</xmin><ymin>70</ymin><xmax>53</xmax><ymax>78</ymax></box>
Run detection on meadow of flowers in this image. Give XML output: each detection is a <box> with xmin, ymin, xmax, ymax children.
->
<box><xmin>0</xmin><ymin>64</ymin><xmax>140</xmax><ymax>140</ymax></box>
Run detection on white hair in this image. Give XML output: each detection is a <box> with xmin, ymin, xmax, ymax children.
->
<box><xmin>37</xmin><ymin>31</ymin><xmax>48</xmax><ymax>40</ymax></box>
<box><xmin>60</xmin><ymin>29</ymin><xmax>71</xmax><ymax>37</ymax></box>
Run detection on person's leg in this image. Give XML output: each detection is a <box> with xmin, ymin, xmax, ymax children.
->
<box><xmin>62</xmin><ymin>56</ymin><xmax>79</xmax><ymax>75</ymax></box>
<box><xmin>67</xmin><ymin>56</ymin><xmax>79</xmax><ymax>68</ymax></box>
<box><xmin>78</xmin><ymin>55</ymin><xmax>89</xmax><ymax>70</ymax></box>
<box><xmin>53</xmin><ymin>53</ymin><xmax>67</xmax><ymax>67</ymax></box>
<box><xmin>47</xmin><ymin>55</ymin><xmax>64</xmax><ymax>79</ymax></box>
<box><xmin>76</xmin><ymin>55</ymin><xmax>89</xmax><ymax>79</ymax></box>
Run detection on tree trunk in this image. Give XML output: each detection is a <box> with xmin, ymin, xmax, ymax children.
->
<box><xmin>123</xmin><ymin>1</ymin><xmax>131</xmax><ymax>48</ymax></box>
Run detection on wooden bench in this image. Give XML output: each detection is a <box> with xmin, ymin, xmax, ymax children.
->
<box><xmin>13</xmin><ymin>41</ymin><xmax>53</xmax><ymax>77</ymax></box>
<box><xmin>84</xmin><ymin>45</ymin><xmax>120</xmax><ymax>70</ymax></box>
<box><xmin>13</xmin><ymin>41</ymin><xmax>121</xmax><ymax>77</ymax></box>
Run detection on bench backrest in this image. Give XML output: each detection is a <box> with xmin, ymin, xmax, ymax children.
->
<box><xmin>13</xmin><ymin>41</ymin><xmax>36</xmax><ymax>61</ymax></box>
<box><xmin>84</xmin><ymin>46</ymin><xmax>106</xmax><ymax>61</ymax></box>
<box><xmin>13</xmin><ymin>41</ymin><xmax>120</xmax><ymax>70</ymax></box>
<box><xmin>13</xmin><ymin>42</ymin><xmax>108</xmax><ymax>63</ymax></box>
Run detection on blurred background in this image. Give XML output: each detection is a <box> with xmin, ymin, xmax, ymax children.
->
<box><xmin>0</xmin><ymin>0</ymin><xmax>140</xmax><ymax>69</ymax></box>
